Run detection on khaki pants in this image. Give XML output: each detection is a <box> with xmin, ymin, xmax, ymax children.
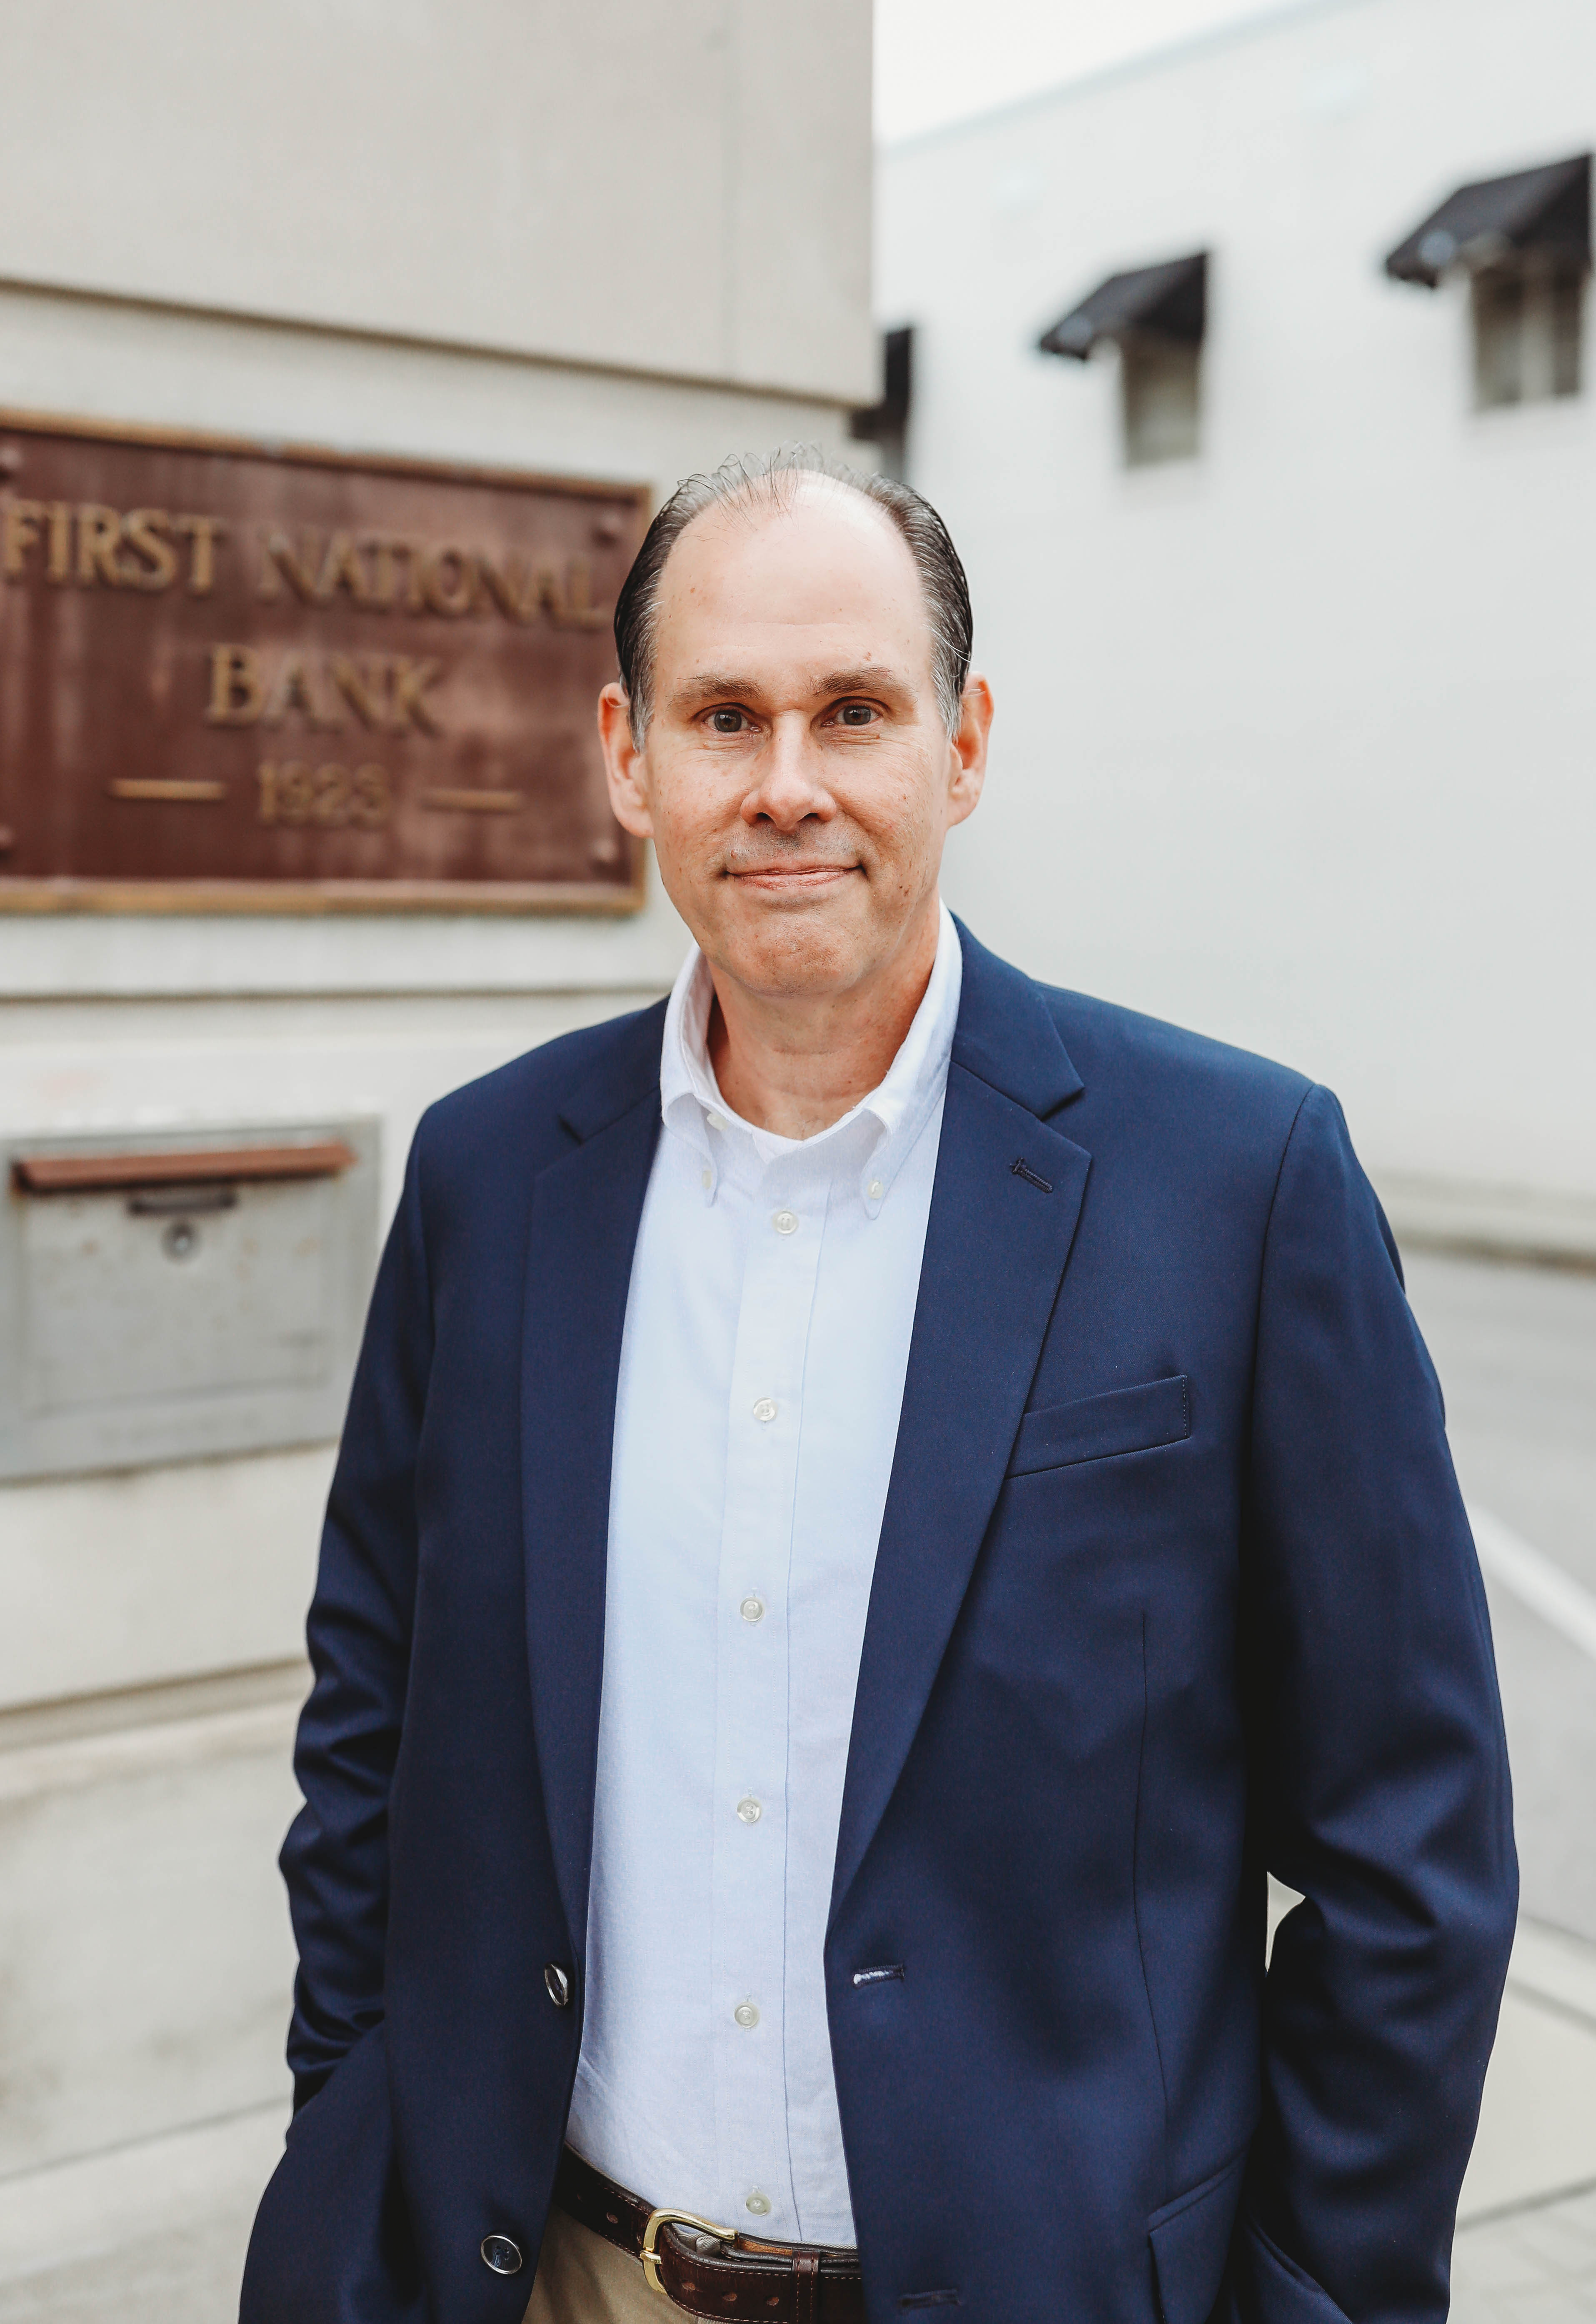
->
<box><xmin>524</xmin><ymin>2206</ymin><xmax>663</xmax><ymax>2324</ymax></box>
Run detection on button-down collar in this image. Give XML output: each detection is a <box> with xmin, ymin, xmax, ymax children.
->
<box><xmin>659</xmin><ymin>902</ymin><xmax>963</xmax><ymax>1214</ymax></box>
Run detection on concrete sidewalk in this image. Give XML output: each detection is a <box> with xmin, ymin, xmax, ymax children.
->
<box><xmin>0</xmin><ymin>2099</ymin><xmax>285</xmax><ymax>2324</ymax></box>
<box><xmin>1454</xmin><ymin>1917</ymin><xmax>1596</xmax><ymax>2324</ymax></box>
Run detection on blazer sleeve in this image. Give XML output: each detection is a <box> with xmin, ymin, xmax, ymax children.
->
<box><xmin>279</xmin><ymin>1124</ymin><xmax>435</xmax><ymax>2111</ymax></box>
<box><xmin>1236</xmin><ymin>1083</ymin><xmax>1516</xmax><ymax>2324</ymax></box>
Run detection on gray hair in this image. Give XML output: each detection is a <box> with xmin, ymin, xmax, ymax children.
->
<box><xmin>612</xmin><ymin>446</ymin><xmax>974</xmax><ymax>745</ymax></box>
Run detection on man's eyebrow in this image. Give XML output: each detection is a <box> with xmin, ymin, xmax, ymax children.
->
<box><xmin>669</xmin><ymin>673</ymin><xmax>764</xmax><ymax>710</ymax></box>
<box><xmin>814</xmin><ymin>665</ymin><xmax>913</xmax><ymax>700</ymax></box>
<box><xmin>667</xmin><ymin>665</ymin><xmax>915</xmax><ymax>712</ymax></box>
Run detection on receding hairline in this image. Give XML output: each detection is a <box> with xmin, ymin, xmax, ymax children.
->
<box><xmin>669</xmin><ymin>463</ymin><xmax>912</xmax><ymax>545</ymax></box>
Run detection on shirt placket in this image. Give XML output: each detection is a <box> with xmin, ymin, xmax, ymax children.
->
<box><xmin>710</xmin><ymin>1135</ymin><xmax>831</xmax><ymax>2235</ymax></box>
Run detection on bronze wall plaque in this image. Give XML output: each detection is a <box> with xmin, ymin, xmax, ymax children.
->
<box><xmin>0</xmin><ymin>410</ymin><xmax>648</xmax><ymax>913</ymax></box>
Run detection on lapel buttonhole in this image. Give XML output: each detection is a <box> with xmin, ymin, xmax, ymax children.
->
<box><xmin>1011</xmin><ymin>1157</ymin><xmax>1053</xmax><ymax>1194</ymax></box>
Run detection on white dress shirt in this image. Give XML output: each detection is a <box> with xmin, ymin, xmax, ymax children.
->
<box><xmin>566</xmin><ymin>905</ymin><xmax>963</xmax><ymax>2246</ymax></box>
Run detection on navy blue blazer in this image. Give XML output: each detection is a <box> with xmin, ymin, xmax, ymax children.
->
<box><xmin>242</xmin><ymin>923</ymin><xmax>1515</xmax><ymax>2324</ymax></box>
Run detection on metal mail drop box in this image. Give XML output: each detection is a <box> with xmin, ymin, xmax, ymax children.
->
<box><xmin>0</xmin><ymin>1120</ymin><xmax>379</xmax><ymax>1481</ymax></box>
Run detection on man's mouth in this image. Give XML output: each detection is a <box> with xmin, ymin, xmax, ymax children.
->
<box><xmin>725</xmin><ymin>861</ymin><xmax>860</xmax><ymax>891</ymax></box>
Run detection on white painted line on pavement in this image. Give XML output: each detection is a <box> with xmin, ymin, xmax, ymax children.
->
<box><xmin>1469</xmin><ymin>1505</ymin><xmax>1596</xmax><ymax>1664</ymax></box>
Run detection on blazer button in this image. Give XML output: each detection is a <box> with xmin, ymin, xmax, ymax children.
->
<box><xmin>544</xmin><ymin>1962</ymin><xmax>572</xmax><ymax>2008</ymax></box>
<box><xmin>481</xmin><ymin>2234</ymin><xmax>524</xmax><ymax>2276</ymax></box>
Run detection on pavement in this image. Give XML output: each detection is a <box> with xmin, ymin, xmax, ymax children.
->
<box><xmin>1403</xmin><ymin>1252</ymin><xmax>1596</xmax><ymax>2324</ymax></box>
<box><xmin>0</xmin><ymin>2105</ymin><xmax>285</xmax><ymax>2324</ymax></box>
<box><xmin>1405</xmin><ymin>1253</ymin><xmax>1596</xmax><ymax>1947</ymax></box>
<box><xmin>0</xmin><ymin>1247</ymin><xmax>1588</xmax><ymax>2322</ymax></box>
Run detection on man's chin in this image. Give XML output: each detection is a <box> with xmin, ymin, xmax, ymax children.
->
<box><xmin>707</xmin><ymin>907</ymin><xmax>870</xmax><ymax>1003</ymax></box>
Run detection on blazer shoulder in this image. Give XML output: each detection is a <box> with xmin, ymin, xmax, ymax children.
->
<box><xmin>1041</xmin><ymin>982</ymin><xmax>1315</xmax><ymax>1154</ymax></box>
<box><xmin>414</xmin><ymin>998</ymin><xmax>667</xmax><ymax>1184</ymax></box>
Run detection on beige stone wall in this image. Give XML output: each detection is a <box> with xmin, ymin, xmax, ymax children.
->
<box><xmin>0</xmin><ymin>0</ymin><xmax>875</xmax><ymax>405</ymax></box>
<box><xmin>0</xmin><ymin>0</ymin><xmax>875</xmax><ymax>2202</ymax></box>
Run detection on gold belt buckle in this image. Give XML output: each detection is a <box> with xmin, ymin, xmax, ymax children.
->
<box><xmin>640</xmin><ymin>2207</ymin><xmax>737</xmax><ymax>2298</ymax></box>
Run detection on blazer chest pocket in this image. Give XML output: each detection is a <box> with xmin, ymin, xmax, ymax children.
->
<box><xmin>1007</xmin><ymin>1374</ymin><xmax>1190</xmax><ymax>1478</ymax></box>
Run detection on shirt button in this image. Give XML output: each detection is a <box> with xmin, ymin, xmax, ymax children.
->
<box><xmin>745</xmin><ymin>2193</ymin><xmax>772</xmax><ymax>2218</ymax></box>
<box><xmin>734</xmin><ymin>2001</ymin><xmax>760</xmax><ymax>2029</ymax></box>
<box><xmin>736</xmin><ymin>1796</ymin><xmax>762</xmax><ymax>1824</ymax></box>
<box><xmin>752</xmin><ymin>1397</ymin><xmax>777</xmax><ymax>1424</ymax></box>
<box><xmin>771</xmin><ymin>1208</ymin><xmax>799</xmax><ymax>1235</ymax></box>
<box><xmin>740</xmin><ymin>1594</ymin><xmax>765</xmax><ymax>1624</ymax></box>
<box><xmin>701</xmin><ymin>1167</ymin><xmax>713</xmax><ymax>1190</ymax></box>
<box><xmin>868</xmin><ymin>1179</ymin><xmax>884</xmax><ymax>1201</ymax></box>
<box><xmin>707</xmin><ymin>1111</ymin><xmax>727</xmax><ymax>1132</ymax></box>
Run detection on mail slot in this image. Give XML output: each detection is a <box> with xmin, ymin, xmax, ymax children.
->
<box><xmin>0</xmin><ymin>1121</ymin><xmax>378</xmax><ymax>1482</ymax></box>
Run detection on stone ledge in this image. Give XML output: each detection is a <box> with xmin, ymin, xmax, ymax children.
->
<box><xmin>1378</xmin><ymin>1174</ymin><xmax>1596</xmax><ymax>1272</ymax></box>
<box><xmin>0</xmin><ymin>1661</ymin><xmax>309</xmax><ymax>1804</ymax></box>
<box><xmin>0</xmin><ymin>1659</ymin><xmax>309</xmax><ymax>1751</ymax></box>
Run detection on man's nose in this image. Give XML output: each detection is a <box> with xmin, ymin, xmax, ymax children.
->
<box><xmin>740</xmin><ymin>714</ymin><xmax>835</xmax><ymax>830</ymax></box>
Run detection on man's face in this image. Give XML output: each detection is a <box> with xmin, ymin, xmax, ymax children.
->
<box><xmin>599</xmin><ymin>480</ymin><xmax>990</xmax><ymax>1006</ymax></box>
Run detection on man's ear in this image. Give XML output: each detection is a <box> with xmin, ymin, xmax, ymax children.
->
<box><xmin>947</xmin><ymin>673</ymin><xmax>993</xmax><ymax>827</ymax></box>
<box><xmin>598</xmin><ymin>682</ymin><xmax>655</xmax><ymax>838</ymax></box>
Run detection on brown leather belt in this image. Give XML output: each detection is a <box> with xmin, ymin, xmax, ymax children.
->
<box><xmin>553</xmin><ymin>2146</ymin><xmax>866</xmax><ymax>2324</ymax></box>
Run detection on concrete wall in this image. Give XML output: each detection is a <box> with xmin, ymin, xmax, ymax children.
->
<box><xmin>0</xmin><ymin>0</ymin><xmax>873</xmax><ymax>2194</ymax></box>
<box><xmin>0</xmin><ymin>1675</ymin><xmax>303</xmax><ymax>2176</ymax></box>
<box><xmin>0</xmin><ymin>0</ymin><xmax>874</xmax><ymax>405</ymax></box>
<box><xmin>877</xmin><ymin>0</ymin><xmax>1596</xmax><ymax>1221</ymax></box>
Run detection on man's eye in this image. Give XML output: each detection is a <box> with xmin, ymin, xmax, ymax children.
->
<box><xmin>837</xmin><ymin>703</ymin><xmax>876</xmax><ymax>727</ymax></box>
<box><xmin>710</xmin><ymin>708</ymin><xmax>746</xmax><ymax>734</ymax></box>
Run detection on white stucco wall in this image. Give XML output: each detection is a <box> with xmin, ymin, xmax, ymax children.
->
<box><xmin>878</xmin><ymin>0</ymin><xmax>1596</xmax><ymax>1208</ymax></box>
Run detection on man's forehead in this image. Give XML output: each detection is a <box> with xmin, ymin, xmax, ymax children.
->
<box><xmin>652</xmin><ymin>482</ymin><xmax>931</xmax><ymax>665</ymax></box>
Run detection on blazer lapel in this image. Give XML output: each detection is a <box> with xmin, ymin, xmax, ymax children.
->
<box><xmin>521</xmin><ymin>1008</ymin><xmax>664</xmax><ymax>1959</ymax></box>
<box><xmin>831</xmin><ymin>931</ymin><xmax>1091</xmax><ymax>1919</ymax></box>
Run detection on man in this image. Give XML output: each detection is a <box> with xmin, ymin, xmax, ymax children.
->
<box><xmin>242</xmin><ymin>450</ymin><xmax>1515</xmax><ymax>2324</ymax></box>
